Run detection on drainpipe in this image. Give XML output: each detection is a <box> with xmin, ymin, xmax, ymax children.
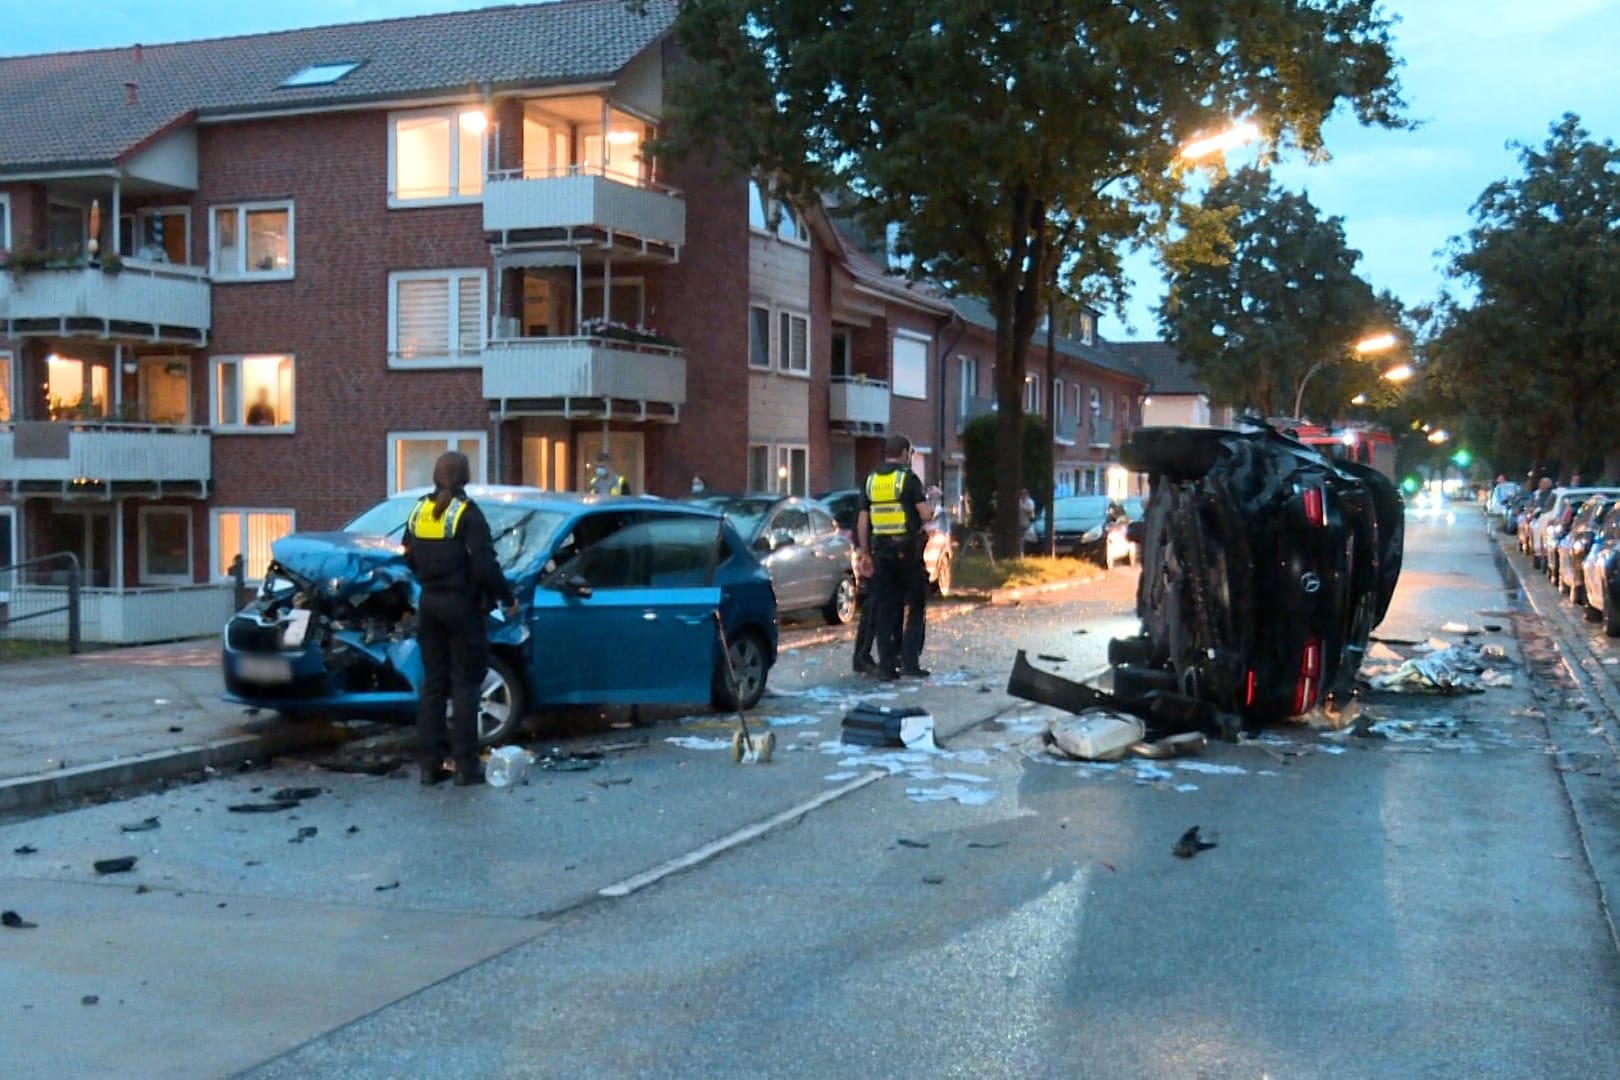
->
<box><xmin>933</xmin><ymin>310</ymin><xmax>966</xmax><ymax>489</ymax></box>
<box><xmin>111</xmin><ymin>179</ymin><xmax>121</xmax><ymax>255</ymax></box>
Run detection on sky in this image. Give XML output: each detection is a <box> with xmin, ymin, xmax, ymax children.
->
<box><xmin>4</xmin><ymin>0</ymin><xmax>1618</xmax><ymax>339</ymax></box>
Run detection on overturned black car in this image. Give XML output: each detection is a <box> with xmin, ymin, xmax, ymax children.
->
<box><xmin>1013</xmin><ymin>422</ymin><xmax>1403</xmax><ymax>736</ymax></box>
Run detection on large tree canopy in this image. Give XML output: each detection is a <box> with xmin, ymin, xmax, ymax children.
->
<box><xmin>650</xmin><ymin>0</ymin><xmax>1405</xmax><ymax>555</ymax></box>
<box><xmin>1158</xmin><ymin>167</ymin><xmax>1395</xmax><ymax>420</ymax></box>
<box><xmin>1427</xmin><ymin>114</ymin><xmax>1620</xmax><ymax>481</ymax></box>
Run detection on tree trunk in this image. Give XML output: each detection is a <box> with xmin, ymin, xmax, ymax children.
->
<box><xmin>990</xmin><ymin>187</ymin><xmax>1046</xmax><ymax>560</ymax></box>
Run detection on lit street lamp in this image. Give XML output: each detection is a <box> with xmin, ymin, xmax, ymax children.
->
<box><xmin>1179</xmin><ymin>121</ymin><xmax>1261</xmax><ymax>162</ymax></box>
<box><xmin>1292</xmin><ymin>332</ymin><xmax>1400</xmax><ymax>419</ymax></box>
<box><xmin>1382</xmin><ymin>364</ymin><xmax>1415</xmax><ymax>383</ymax></box>
<box><xmin>1427</xmin><ymin>429</ymin><xmax>1450</xmax><ymax>444</ymax></box>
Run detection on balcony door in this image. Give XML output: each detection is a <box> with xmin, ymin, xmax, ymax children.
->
<box><xmin>120</xmin><ymin>208</ymin><xmax>190</xmax><ymax>265</ymax></box>
<box><xmin>48</xmin><ymin>508</ymin><xmax>113</xmax><ymax>588</ymax></box>
<box><xmin>520</xmin><ymin>97</ymin><xmax>648</xmax><ymax>185</ymax></box>
<box><xmin>136</xmin><ymin>357</ymin><xmax>191</xmax><ymax>425</ymax></box>
<box><xmin>46</xmin><ymin>353</ymin><xmax>111</xmax><ymax>419</ymax></box>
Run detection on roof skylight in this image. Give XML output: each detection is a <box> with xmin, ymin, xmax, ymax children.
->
<box><xmin>279</xmin><ymin>61</ymin><xmax>363</xmax><ymax>89</ymax></box>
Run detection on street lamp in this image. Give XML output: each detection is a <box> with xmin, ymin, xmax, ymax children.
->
<box><xmin>1292</xmin><ymin>332</ymin><xmax>1400</xmax><ymax>419</ymax></box>
<box><xmin>1179</xmin><ymin>121</ymin><xmax>1261</xmax><ymax>162</ymax></box>
<box><xmin>1427</xmin><ymin>429</ymin><xmax>1450</xmax><ymax>444</ymax></box>
<box><xmin>1382</xmin><ymin>364</ymin><xmax>1414</xmax><ymax>383</ymax></box>
<box><xmin>1350</xmin><ymin>393</ymin><xmax>1369</xmax><ymax>405</ymax></box>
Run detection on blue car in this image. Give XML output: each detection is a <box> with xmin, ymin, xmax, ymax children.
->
<box><xmin>222</xmin><ymin>488</ymin><xmax>779</xmax><ymax>744</ymax></box>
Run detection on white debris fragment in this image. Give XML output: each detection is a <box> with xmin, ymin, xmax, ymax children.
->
<box><xmin>1318</xmin><ymin>745</ymin><xmax>1348</xmax><ymax>756</ymax></box>
<box><xmin>1481</xmin><ymin>669</ymin><xmax>1514</xmax><ymax>688</ymax></box>
<box><xmin>1045</xmin><ymin>710</ymin><xmax>1146</xmax><ymax>762</ymax></box>
<box><xmin>664</xmin><ymin>736</ymin><xmax>734</xmax><ymax>751</ymax></box>
<box><xmin>1174</xmin><ymin>783</ymin><xmax>1199</xmax><ymax>793</ymax></box>
<box><xmin>900</xmin><ymin>713</ymin><xmax>937</xmax><ymax>750</ymax></box>
<box><xmin>906</xmin><ymin>784</ymin><xmax>998</xmax><ymax>806</ymax></box>
<box><xmin>765</xmin><ymin>714</ymin><xmax>821</xmax><ymax>727</ymax></box>
<box><xmin>1174</xmin><ymin>761</ymin><xmax>1248</xmax><ymax>775</ymax></box>
<box><xmin>1441</xmin><ymin>621</ymin><xmax>1479</xmax><ymax>634</ymax></box>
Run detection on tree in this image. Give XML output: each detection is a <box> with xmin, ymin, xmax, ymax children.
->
<box><xmin>1158</xmin><ymin>167</ymin><xmax>1394</xmax><ymax>419</ymax></box>
<box><xmin>1427</xmin><ymin>115</ymin><xmax>1620</xmax><ymax>482</ymax></box>
<box><xmin>963</xmin><ymin>412</ymin><xmax>1052</xmax><ymax>543</ymax></box>
<box><xmin>650</xmin><ymin>1</ymin><xmax>1405</xmax><ymax>556</ymax></box>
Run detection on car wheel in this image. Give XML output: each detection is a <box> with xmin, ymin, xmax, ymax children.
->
<box><xmin>1574</xmin><ymin>582</ymin><xmax>1587</xmax><ymax>607</ymax></box>
<box><xmin>1121</xmin><ymin>427</ymin><xmax>1230</xmax><ymax>480</ymax></box>
<box><xmin>475</xmin><ymin>655</ymin><xmax>527</xmax><ymax>747</ymax></box>
<box><xmin>712</xmin><ymin>628</ymin><xmax>769</xmax><ymax>711</ymax></box>
<box><xmin>824</xmin><ymin>575</ymin><xmax>857</xmax><ymax>625</ymax></box>
<box><xmin>933</xmin><ymin>552</ymin><xmax>953</xmax><ymax>597</ymax></box>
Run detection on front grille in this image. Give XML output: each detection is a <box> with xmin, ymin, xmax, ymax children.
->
<box><xmin>227</xmin><ymin>615</ymin><xmax>284</xmax><ymax>652</ymax></box>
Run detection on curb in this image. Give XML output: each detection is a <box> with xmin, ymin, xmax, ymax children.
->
<box><xmin>778</xmin><ymin>598</ymin><xmax>985</xmax><ymax>652</ymax></box>
<box><xmin>0</xmin><ymin>720</ymin><xmax>364</xmax><ymax>816</ymax></box>
<box><xmin>985</xmin><ymin>572</ymin><xmax>1107</xmax><ymax>605</ymax></box>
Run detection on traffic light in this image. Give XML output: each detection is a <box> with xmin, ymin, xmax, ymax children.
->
<box><xmin>1401</xmin><ymin>475</ymin><xmax>1419</xmax><ymax>494</ymax></box>
<box><xmin>1452</xmin><ymin>448</ymin><xmax>1472</xmax><ymax>468</ymax></box>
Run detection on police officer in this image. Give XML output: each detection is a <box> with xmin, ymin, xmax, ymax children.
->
<box><xmin>589</xmin><ymin>453</ymin><xmax>631</xmax><ymax>495</ymax></box>
<box><xmin>404</xmin><ymin>451</ymin><xmax>517</xmax><ymax>787</ymax></box>
<box><xmin>856</xmin><ymin>434</ymin><xmax>940</xmax><ymax>679</ymax></box>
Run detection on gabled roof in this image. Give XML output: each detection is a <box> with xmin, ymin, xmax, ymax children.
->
<box><xmin>0</xmin><ymin>0</ymin><xmax>676</xmax><ymax>173</ymax></box>
<box><xmin>1113</xmin><ymin>340</ymin><xmax>1210</xmax><ymax>396</ymax></box>
<box><xmin>950</xmin><ymin>296</ymin><xmax>1145</xmax><ymax>383</ymax></box>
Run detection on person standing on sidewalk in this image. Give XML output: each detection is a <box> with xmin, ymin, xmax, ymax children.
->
<box><xmin>404</xmin><ymin>451</ymin><xmax>518</xmax><ymax>787</ymax></box>
<box><xmin>856</xmin><ymin>434</ymin><xmax>940</xmax><ymax>679</ymax></box>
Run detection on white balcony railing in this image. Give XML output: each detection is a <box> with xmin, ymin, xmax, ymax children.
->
<box><xmin>0</xmin><ymin>422</ymin><xmax>212</xmax><ymax>485</ymax></box>
<box><xmin>829</xmin><ymin>376</ymin><xmax>891</xmax><ymax>430</ymax></box>
<box><xmin>484</xmin><ymin>169</ymin><xmax>686</xmax><ymax>254</ymax></box>
<box><xmin>1</xmin><ymin>584</ymin><xmax>236</xmax><ymax>645</ymax></box>
<box><xmin>482</xmin><ymin>336</ymin><xmax>686</xmax><ymax>411</ymax></box>
<box><xmin>0</xmin><ymin>258</ymin><xmax>211</xmax><ymax>343</ymax></box>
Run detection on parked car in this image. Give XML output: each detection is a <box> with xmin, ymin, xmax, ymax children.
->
<box><xmin>1486</xmin><ymin>480</ymin><xmax>1521</xmax><ymax>520</ymax></box>
<box><xmin>1557</xmin><ymin>495</ymin><xmax>1613</xmax><ymax>602</ymax></box>
<box><xmin>817</xmin><ymin>488</ymin><xmax>955</xmax><ymax>596</ymax></box>
<box><xmin>1582</xmin><ymin>510</ymin><xmax>1620</xmax><ymax>635</ymax></box>
<box><xmin>1104</xmin><ymin>422</ymin><xmax>1403</xmax><ymax>726</ymax></box>
<box><xmin>223</xmin><ymin>489</ymin><xmax>779</xmax><ymax>745</ymax></box>
<box><xmin>1024</xmin><ymin>495</ymin><xmax>1134</xmax><ymax>567</ymax></box>
<box><xmin>1500</xmin><ymin>490</ymin><xmax>1534</xmax><ymax>535</ymax></box>
<box><xmin>1532</xmin><ymin>489</ymin><xmax>1618</xmax><ymax>571</ymax></box>
<box><xmin>685</xmin><ymin>494</ymin><xmax>857</xmax><ymax>622</ymax></box>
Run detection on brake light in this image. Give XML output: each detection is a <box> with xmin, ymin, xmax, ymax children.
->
<box><xmin>1301</xmin><ymin>638</ymin><xmax>1322</xmax><ymax>677</ymax></box>
<box><xmin>1293</xmin><ymin>638</ymin><xmax>1323</xmax><ymax>714</ymax></box>
<box><xmin>1245</xmin><ymin>668</ymin><xmax>1255</xmax><ymax>707</ymax></box>
<box><xmin>1301</xmin><ymin>486</ymin><xmax>1325</xmax><ymax>527</ymax></box>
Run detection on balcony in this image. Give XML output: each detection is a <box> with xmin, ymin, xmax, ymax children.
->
<box><xmin>955</xmin><ymin>395</ymin><xmax>997</xmax><ymax>435</ymax></box>
<box><xmin>482</xmin><ymin>336</ymin><xmax>686</xmax><ymax>421</ymax></box>
<box><xmin>829</xmin><ymin>377</ymin><xmax>890</xmax><ymax>435</ymax></box>
<box><xmin>1054</xmin><ymin>415</ymin><xmax>1080</xmax><ymax>445</ymax></box>
<box><xmin>0</xmin><ymin>259</ymin><xmax>210</xmax><ymax>345</ymax></box>
<box><xmin>1089</xmin><ymin>419</ymin><xmax>1116</xmax><ymax>448</ymax></box>
<box><xmin>484</xmin><ymin>169</ymin><xmax>686</xmax><ymax>260</ymax></box>
<box><xmin>1</xmin><ymin>421</ymin><xmax>212</xmax><ymax>496</ymax></box>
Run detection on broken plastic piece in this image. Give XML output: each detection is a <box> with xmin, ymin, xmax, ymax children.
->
<box><xmin>228</xmin><ymin>801</ymin><xmax>299</xmax><ymax>813</ymax></box>
<box><xmin>93</xmin><ymin>856</ymin><xmax>137</xmax><ymax>874</ymax></box>
<box><xmin>272</xmin><ymin>787</ymin><xmax>322</xmax><ymax>802</ymax></box>
<box><xmin>2</xmin><ymin>910</ymin><xmax>38</xmax><ymax>929</ymax></box>
<box><xmin>120</xmin><ymin>817</ymin><xmax>161</xmax><ymax>833</ymax></box>
<box><xmin>1172</xmin><ymin>825</ymin><xmax>1218</xmax><ymax>859</ymax></box>
<box><xmin>13</xmin><ymin>844</ymin><xmax>38</xmax><ymax>855</ymax></box>
<box><xmin>1046</xmin><ymin>711</ymin><xmax>1146</xmax><ymax>762</ymax></box>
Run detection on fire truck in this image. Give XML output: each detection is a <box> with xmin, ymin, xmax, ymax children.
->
<box><xmin>1277</xmin><ymin>420</ymin><xmax>1397</xmax><ymax>481</ymax></box>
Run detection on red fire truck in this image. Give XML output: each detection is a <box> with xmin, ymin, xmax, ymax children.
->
<box><xmin>1279</xmin><ymin>421</ymin><xmax>1397</xmax><ymax>481</ymax></box>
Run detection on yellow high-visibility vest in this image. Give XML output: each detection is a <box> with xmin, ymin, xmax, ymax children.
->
<box><xmin>865</xmin><ymin>468</ymin><xmax>909</xmax><ymax>537</ymax></box>
<box><xmin>407</xmin><ymin>496</ymin><xmax>468</xmax><ymax>540</ymax></box>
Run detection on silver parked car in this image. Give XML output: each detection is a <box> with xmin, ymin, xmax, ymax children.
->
<box><xmin>685</xmin><ymin>495</ymin><xmax>858</xmax><ymax>624</ymax></box>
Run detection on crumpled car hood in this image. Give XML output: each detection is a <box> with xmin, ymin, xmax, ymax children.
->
<box><xmin>269</xmin><ymin>533</ymin><xmax>415</xmax><ymax>598</ymax></box>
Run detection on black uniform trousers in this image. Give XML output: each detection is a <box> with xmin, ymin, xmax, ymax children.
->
<box><xmin>869</xmin><ymin>539</ymin><xmax>928</xmax><ymax>673</ymax></box>
<box><xmin>416</xmin><ymin>587</ymin><xmax>488</xmax><ymax>767</ymax></box>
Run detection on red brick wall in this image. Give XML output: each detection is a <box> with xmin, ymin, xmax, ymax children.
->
<box><xmin>196</xmin><ymin>110</ymin><xmax>492</xmax><ymax>532</ymax></box>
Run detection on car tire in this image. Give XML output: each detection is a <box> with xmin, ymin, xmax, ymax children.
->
<box><xmin>1108</xmin><ymin>635</ymin><xmax>1156</xmax><ymax>667</ymax></box>
<box><xmin>824</xmin><ymin>575</ymin><xmax>857</xmax><ymax>625</ymax></box>
<box><xmin>933</xmin><ymin>552</ymin><xmax>953</xmax><ymax>597</ymax></box>
<box><xmin>712</xmin><ymin>628</ymin><xmax>769</xmax><ymax>711</ymax></box>
<box><xmin>475</xmin><ymin>654</ymin><xmax>527</xmax><ymax>747</ymax></box>
<box><xmin>1121</xmin><ymin>427</ymin><xmax>1230</xmax><ymax>480</ymax></box>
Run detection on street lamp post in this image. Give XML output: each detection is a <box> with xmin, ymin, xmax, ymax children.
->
<box><xmin>1292</xmin><ymin>332</ymin><xmax>1400</xmax><ymax>419</ymax></box>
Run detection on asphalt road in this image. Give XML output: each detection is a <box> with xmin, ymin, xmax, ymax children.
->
<box><xmin>5</xmin><ymin>520</ymin><xmax>1620</xmax><ymax>1078</ymax></box>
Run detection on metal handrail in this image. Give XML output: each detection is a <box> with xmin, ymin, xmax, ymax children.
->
<box><xmin>0</xmin><ymin>551</ymin><xmax>82</xmax><ymax>653</ymax></box>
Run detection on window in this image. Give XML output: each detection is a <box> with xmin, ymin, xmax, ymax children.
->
<box><xmin>0</xmin><ymin>193</ymin><xmax>9</xmax><ymax>251</ymax></box>
<box><xmin>121</xmin><ymin>207</ymin><xmax>189</xmax><ymax>265</ymax></box>
<box><xmin>767</xmin><ymin>506</ymin><xmax>813</xmax><ymax>545</ymax></box>
<box><xmin>390</xmin><ymin>108</ymin><xmax>485</xmax><ymax>205</ymax></box>
<box><xmin>748</xmin><ymin>176</ymin><xmax>809</xmax><ymax>244</ymax></box>
<box><xmin>389</xmin><ymin>270</ymin><xmax>485</xmax><ymax>366</ymax></box>
<box><xmin>892</xmin><ymin>331</ymin><xmax>929</xmax><ymax>400</ymax></box>
<box><xmin>1053</xmin><ymin>378</ymin><xmax>1065</xmax><ymax>421</ymax></box>
<box><xmin>212</xmin><ymin>354</ymin><xmax>294</xmax><ymax>431</ymax></box>
<box><xmin>0</xmin><ymin>506</ymin><xmax>14</xmax><ymax>571</ymax></box>
<box><xmin>1089</xmin><ymin>387</ymin><xmax>1102</xmax><ymax>418</ymax></box>
<box><xmin>138</xmin><ymin>506</ymin><xmax>192</xmax><ymax>585</ymax></box>
<box><xmin>211</xmin><ymin>203</ymin><xmax>293</xmax><ymax>279</ymax></box>
<box><xmin>778</xmin><ymin>311</ymin><xmax>809</xmax><ymax>375</ymax></box>
<box><xmin>558</xmin><ymin>517</ymin><xmax>721</xmax><ymax>591</ymax></box>
<box><xmin>45</xmin><ymin>353</ymin><xmax>110</xmax><ymax>419</ymax></box>
<box><xmin>581</xmin><ymin>279</ymin><xmax>644</xmax><ymax>326</ymax></box>
<box><xmin>1079</xmin><ymin>312</ymin><xmax>1096</xmax><ymax>346</ymax></box>
<box><xmin>49</xmin><ymin>509</ymin><xmax>113</xmax><ymax>587</ymax></box>
<box><xmin>958</xmin><ymin>356</ymin><xmax>978</xmax><ymax>415</ymax></box>
<box><xmin>213</xmin><ymin>509</ymin><xmax>294</xmax><ymax>581</ymax></box>
<box><xmin>775</xmin><ymin>444</ymin><xmax>808</xmax><ymax>496</ymax></box>
<box><xmin>747</xmin><ymin>443</ymin><xmax>770</xmax><ymax>491</ymax></box>
<box><xmin>47</xmin><ymin>203</ymin><xmax>84</xmax><ymax>252</ymax></box>
<box><xmin>280</xmin><ymin>61</ymin><xmax>362</xmax><ymax>88</ymax></box>
<box><xmin>831</xmin><ymin>332</ymin><xmax>851</xmax><ymax>379</ymax></box>
<box><xmin>1104</xmin><ymin>391</ymin><xmax>1115</xmax><ymax>420</ymax></box>
<box><xmin>1023</xmin><ymin>375</ymin><xmax>1040</xmax><ymax>414</ymax></box>
<box><xmin>0</xmin><ymin>350</ymin><xmax>11</xmax><ymax>423</ymax></box>
<box><xmin>388</xmin><ymin>432</ymin><xmax>486</xmax><ymax>494</ymax></box>
<box><xmin>748</xmin><ymin>306</ymin><xmax>772</xmax><ymax>369</ymax></box>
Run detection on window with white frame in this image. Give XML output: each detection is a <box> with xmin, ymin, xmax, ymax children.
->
<box><xmin>211</xmin><ymin>202</ymin><xmax>293</xmax><ymax>279</ymax></box>
<box><xmin>212</xmin><ymin>354</ymin><xmax>294</xmax><ymax>431</ymax></box>
<box><xmin>390</xmin><ymin>107</ymin><xmax>486</xmax><ymax>205</ymax></box>
<box><xmin>388</xmin><ymin>432</ymin><xmax>486</xmax><ymax>494</ymax></box>
<box><xmin>138</xmin><ymin>506</ymin><xmax>192</xmax><ymax>585</ymax></box>
<box><xmin>1022</xmin><ymin>375</ymin><xmax>1040</xmax><ymax>414</ymax></box>
<box><xmin>1053</xmin><ymin>378</ymin><xmax>1065</xmax><ymax>421</ymax></box>
<box><xmin>389</xmin><ymin>270</ymin><xmax>485</xmax><ymax>366</ymax></box>
<box><xmin>957</xmin><ymin>356</ymin><xmax>977</xmax><ymax>415</ymax></box>
<box><xmin>892</xmin><ymin>331</ymin><xmax>929</xmax><ymax>400</ymax></box>
<box><xmin>1104</xmin><ymin>391</ymin><xmax>1115</xmax><ymax>419</ymax></box>
<box><xmin>1080</xmin><ymin>312</ymin><xmax>1096</xmax><ymax>346</ymax></box>
<box><xmin>775</xmin><ymin>444</ymin><xmax>809</xmax><ymax>496</ymax></box>
<box><xmin>213</xmin><ymin>508</ymin><xmax>295</xmax><ymax>581</ymax></box>
<box><xmin>0</xmin><ymin>192</ymin><xmax>9</xmax><ymax>251</ymax></box>
<box><xmin>0</xmin><ymin>349</ymin><xmax>12</xmax><ymax>423</ymax></box>
<box><xmin>748</xmin><ymin>306</ymin><xmax>772</xmax><ymax>369</ymax></box>
<box><xmin>1089</xmin><ymin>387</ymin><xmax>1101</xmax><ymax>418</ymax></box>
<box><xmin>748</xmin><ymin>176</ymin><xmax>810</xmax><ymax>244</ymax></box>
<box><xmin>778</xmin><ymin>311</ymin><xmax>809</xmax><ymax>375</ymax></box>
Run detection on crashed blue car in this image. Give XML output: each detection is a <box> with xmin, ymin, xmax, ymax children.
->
<box><xmin>222</xmin><ymin>488</ymin><xmax>779</xmax><ymax>744</ymax></box>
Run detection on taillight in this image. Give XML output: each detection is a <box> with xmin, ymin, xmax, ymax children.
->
<box><xmin>1293</xmin><ymin>638</ymin><xmax>1323</xmax><ymax>714</ymax></box>
<box><xmin>1244</xmin><ymin>668</ymin><xmax>1255</xmax><ymax>708</ymax></box>
<box><xmin>1301</xmin><ymin>486</ymin><xmax>1325</xmax><ymax>527</ymax></box>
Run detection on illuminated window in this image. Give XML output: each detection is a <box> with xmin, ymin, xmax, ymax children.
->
<box><xmin>212</xmin><ymin>203</ymin><xmax>292</xmax><ymax>279</ymax></box>
<box><xmin>388</xmin><ymin>432</ymin><xmax>486</xmax><ymax>494</ymax></box>
<box><xmin>389</xmin><ymin>270</ymin><xmax>485</xmax><ymax>366</ymax></box>
<box><xmin>390</xmin><ymin>108</ymin><xmax>485</xmax><ymax>205</ymax></box>
<box><xmin>44</xmin><ymin>353</ymin><xmax>110</xmax><ymax>419</ymax></box>
<box><xmin>892</xmin><ymin>331</ymin><xmax>929</xmax><ymax>400</ymax></box>
<box><xmin>212</xmin><ymin>354</ymin><xmax>294</xmax><ymax>431</ymax></box>
<box><xmin>0</xmin><ymin>350</ymin><xmax>12</xmax><ymax>423</ymax></box>
<box><xmin>212</xmin><ymin>509</ymin><xmax>294</xmax><ymax>581</ymax></box>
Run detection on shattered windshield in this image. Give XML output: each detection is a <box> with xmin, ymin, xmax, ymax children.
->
<box><xmin>342</xmin><ymin>495</ymin><xmax>566</xmax><ymax>574</ymax></box>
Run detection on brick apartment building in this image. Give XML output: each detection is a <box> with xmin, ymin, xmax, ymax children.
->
<box><xmin>0</xmin><ymin>0</ymin><xmax>1145</xmax><ymax>643</ymax></box>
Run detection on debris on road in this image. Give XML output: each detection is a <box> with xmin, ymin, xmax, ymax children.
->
<box><xmin>591</xmin><ymin>776</ymin><xmax>633</xmax><ymax>789</ymax></box>
<box><xmin>897</xmin><ymin>838</ymin><xmax>930</xmax><ymax>849</ymax></box>
<box><xmin>227</xmin><ymin>801</ymin><xmax>299</xmax><ymax>813</ymax></box>
<box><xmin>1043</xmin><ymin>711</ymin><xmax>1145</xmax><ymax>762</ymax></box>
<box><xmin>120</xmin><ymin>817</ymin><xmax>161</xmax><ymax>833</ymax></box>
<box><xmin>317</xmin><ymin>756</ymin><xmax>404</xmax><ymax>776</ymax></box>
<box><xmin>13</xmin><ymin>844</ymin><xmax>38</xmax><ymax>855</ymax></box>
<box><xmin>374</xmin><ymin>881</ymin><xmax>400</xmax><ymax>892</ymax></box>
<box><xmin>2</xmin><ymin>910</ymin><xmax>39</xmax><ymax>929</ymax></box>
<box><xmin>1036</xmin><ymin>654</ymin><xmax>1068</xmax><ymax>663</ymax></box>
<box><xmin>486</xmin><ymin>746</ymin><xmax>535</xmax><ymax>788</ymax></box>
<box><xmin>665</xmin><ymin>736</ymin><xmax>734</xmax><ymax>751</ymax></box>
<box><xmin>905</xmin><ymin>783</ymin><xmax>997</xmax><ymax>806</ymax></box>
<box><xmin>1172</xmin><ymin>826</ymin><xmax>1218</xmax><ymax>859</ymax></box>
<box><xmin>1129</xmin><ymin>732</ymin><xmax>1208</xmax><ymax>759</ymax></box>
<box><xmin>93</xmin><ymin>856</ymin><xmax>137</xmax><ymax>874</ymax></box>
<box><xmin>272</xmin><ymin>787</ymin><xmax>322</xmax><ymax>802</ymax></box>
<box><xmin>841</xmin><ymin>703</ymin><xmax>932</xmax><ymax>748</ymax></box>
<box><xmin>535</xmin><ymin>748</ymin><xmax>603</xmax><ymax>772</ymax></box>
<box><xmin>1367</xmin><ymin>641</ymin><xmax>1516</xmax><ymax>695</ymax></box>
<box><xmin>922</xmin><ymin>875</ymin><xmax>945</xmax><ymax>885</ymax></box>
<box><xmin>81</xmin><ymin>995</ymin><xmax>99</xmax><ymax>1006</ymax></box>
<box><xmin>289</xmin><ymin>827</ymin><xmax>318</xmax><ymax>843</ymax></box>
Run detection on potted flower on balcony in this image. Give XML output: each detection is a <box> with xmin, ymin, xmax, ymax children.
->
<box><xmin>579</xmin><ymin>317</ymin><xmax>679</xmax><ymax>349</ymax></box>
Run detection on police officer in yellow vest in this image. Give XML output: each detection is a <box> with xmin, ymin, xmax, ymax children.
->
<box><xmin>589</xmin><ymin>453</ymin><xmax>631</xmax><ymax>496</ymax></box>
<box><xmin>857</xmin><ymin>434</ymin><xmax>940</xmax><ymax>679</ymax></box>
<box><xmin>404</xmin><ymin>451</ymin><xmax>517</xmax><ymax>786</ymax></box>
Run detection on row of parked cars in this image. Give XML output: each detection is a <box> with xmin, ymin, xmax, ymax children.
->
<box><xmin>1497</xmin><ymin>483</ymin><xmax>1620</xmax><ymax>633</ymax></box>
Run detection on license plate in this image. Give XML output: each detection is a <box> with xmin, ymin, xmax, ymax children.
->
<box><xmin>237</xmin><ymin>656</ymin><xmax>293</xmax><ymax>684</ymax></box>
